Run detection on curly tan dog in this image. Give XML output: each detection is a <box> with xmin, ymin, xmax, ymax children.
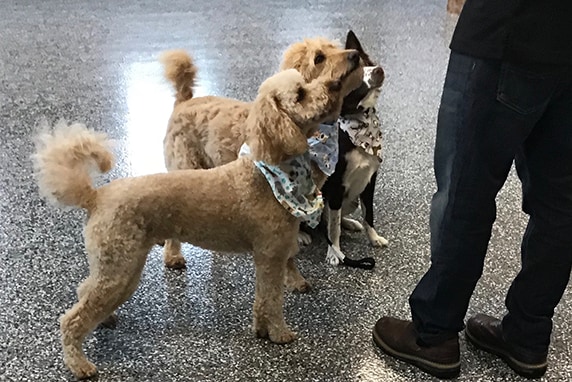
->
<box><xmin>161</xmin><ymin>38</ymin><xmax>364</xmax><ymax>269</ymax></box>
<box><xmin>33</xmin><ymin>69</ymin><xmax>343</xmax><ymax>380</ymax></box>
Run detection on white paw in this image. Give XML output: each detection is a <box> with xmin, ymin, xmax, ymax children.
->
<box><xmin>369</xmin><ymin>232</ymin><xmax>389</xmax><ymax>247</ymax></box>
<box><xmin>326</xmin><ymin>246</ymin><xmax>341</xmax><ymax>265</ymax></box>
<box><xmin>297</xmin><ymin>231</ymin><xmax>312</xmax><ymax>246</ymax></box>
<box><xmin>341</xmin><ymin>217</ymin><xmax>364</xmax><ymax>232</ymax></box>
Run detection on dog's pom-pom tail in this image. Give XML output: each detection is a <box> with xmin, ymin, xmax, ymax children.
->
<box><xmin>32</xmin><ymin>120</ymin><xmax>114</xmax><ymax>210</ymax></box>
<box><xmin>159</xmin><ymin>50</ymin><xmax>197</xmax><ymax>105</ymax></box>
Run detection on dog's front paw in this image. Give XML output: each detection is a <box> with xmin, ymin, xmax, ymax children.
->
<box><xmin>66</xmin><ymin>358</ymin><xmax>98</xmax><ymax>380</ymax></box>
<box><xmin>286</xmin><ymin>278</ymin><xmax>312</xmax><ymax>293</ymax></box>
<box><xmin>341</xmin><ymin>217</ymin><xmax>364</xmax><ymax>231</ymax></box>
<box><xmin>297</xmin><ymin>231</ymin><xmax>312</xmax><ymax>246</ymax></box>
<box><xmin>367</xmin><ymin>229</ymin><xmax>389</xmax><ymax>247</ymax></box>
<box><xmin>326</xmin><ymin>245</ymin><xmax>342</xmax><ymax>266</ymax></box>
<box><xmin>268</xmin><ymin>326</ymin><xmax>298</xmax><ymax>344</ymax></box>
<box><xmin>164</xmin><ymin>255</ymin><xmax>186</xmax><ymax>269</ymax></box>
<box><xmin>253</xmin><ymin>322</ymin><xmax>297</xmax><ymax>344</ymax></box>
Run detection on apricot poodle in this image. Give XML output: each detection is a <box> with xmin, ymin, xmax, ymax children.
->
<box><xmin>160</xmin><ymin>37</ymin><xmax>364</xmax><ymax>268</ymax></box>
<box><xmin>33</xmin><ymin>69</ymin><xmax>342</xmax><ymax>380</ymax></box>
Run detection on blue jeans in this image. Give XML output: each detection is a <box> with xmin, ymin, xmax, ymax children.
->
<box><xmin>409</xmin><ymin>52</ymin><xmax>572</xmax><ymax>355</ymax></box>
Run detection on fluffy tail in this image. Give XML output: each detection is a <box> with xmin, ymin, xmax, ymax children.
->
<box><xmin>159</xmin><ymin>50</ymin><xmax>197</xmax><ymax>105</ymax></box>
<box><xmin>32</xmin><ymin>121</ymin><xmax>114</xmax><ymax>211</ymax></box>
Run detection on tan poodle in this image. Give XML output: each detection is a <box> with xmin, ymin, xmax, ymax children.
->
<box><xmin>161</xmin><ymin>37</ymin><xmax>364</xmax><ymax>269</ymax></box>
<box><xmin>33</xmin><ymin>69</ymin><xmax>343</xmax><ymax>380</ymax></box>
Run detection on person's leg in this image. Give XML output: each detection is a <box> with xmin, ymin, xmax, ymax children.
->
<box><xmin>506</xmin><ymin>74</ymin><xmax>572</xmax><ymax>354</ymax></box>
<box><xmin>465</xmin><ymin>70</ymin><xmax>572</xmax><ymax>379</ymax></box>
<box><xmin>409</xmin><ymin>57</ymin><xmax>557</xmax><ymax>345</ymax></box>
<box><xmin>374</xmin><ymin>54</ymin><xmax>558</xmax><ymax>378</ymax></box>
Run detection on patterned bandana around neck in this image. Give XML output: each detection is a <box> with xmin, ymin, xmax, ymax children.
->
<box><xmin>308</xmin><ymin>123</ymin><xmax>339</xmax><ymax>176</ymax></box>
<box><xmin>338</xmin><ymin>107</ymin><xmax>383</xmax><ymax>161</ymax></box>
<box><xmin>239</xmin><ymin>144</ymin><xmax>324</xmax><ymax>228</ymax></box>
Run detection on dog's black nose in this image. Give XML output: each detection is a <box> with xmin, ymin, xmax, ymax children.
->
<box><xmin>372</xmin><ymin>66</ymin><xmax>385</xmax><ymax>81</ymax></box>
<box><xmin>373</xmin><ymin>67</ymin><xmax>384</xmax><ymax>77</ymax></box>
<box><xmin>347</xmin><ymin>50</ymin><xmax>360</xmax><ymax>65</ymax></box>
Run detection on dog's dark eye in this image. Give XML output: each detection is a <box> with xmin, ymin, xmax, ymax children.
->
<box><xmin>314</xmin><ymin>53</ymin><xmax>326</xmax><ymax>65</ymax></box>
<box><xmin>296</xmin><ymin>87</ymin><xmax>306</xmax><ymax>102</ymax></box>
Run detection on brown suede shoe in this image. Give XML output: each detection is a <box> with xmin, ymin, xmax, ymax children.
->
<box><xmin>465</xmin><ymin>314</ymin><xmax>548</xmax><ymax>379</ymax></box>
<box><xmin>372</xmin><ymin>317</ymin><xmax>461</xmax><ymax>379</ymax></box>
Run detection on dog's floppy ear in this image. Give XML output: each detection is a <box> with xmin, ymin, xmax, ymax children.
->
<box><xmin>246</xmin><ymin>96</ymin><xmax>308</xmax><ymax>165</ymax></box>
<box><xmin>345</xmin><ymin>30</ymin><xmax>374</xmax><ymax>66</ymax></box>
<box><xmin>246</xmin><ymin>69</ymin><xmax>310</xmax><ymax>164</ymax></box>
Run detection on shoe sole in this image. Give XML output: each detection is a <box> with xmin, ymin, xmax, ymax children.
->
<box><xmin>372</xmin><ymin>329</ymin><xmax>460</xmax><ymax>379</ymax></box>
<box><xmin>465</xmin><ymin>328</ymin><xmax>547</xmax><ymax>379</ymax></box>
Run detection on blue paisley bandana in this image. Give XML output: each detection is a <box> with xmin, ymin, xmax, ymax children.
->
<box><xmin>239</xmin><ymin>144</ymin><xmax>324</xmax><ymax>228</ymax></box>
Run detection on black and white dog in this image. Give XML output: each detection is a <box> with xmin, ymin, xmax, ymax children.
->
<box><xmin>321</xmin><ymin>30</ymin><xmax>388</xmax><ymax>268</ymax></box>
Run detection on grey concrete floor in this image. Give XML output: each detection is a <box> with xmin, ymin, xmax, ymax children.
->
<box><xmin>1</xmin><ymin>0</ymin><xmax>571</xmax><ymax>381</ymax></box>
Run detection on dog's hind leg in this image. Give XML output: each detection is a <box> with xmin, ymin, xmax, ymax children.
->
<box><xmin>77</xmin><ymin>279</ymin><xmax>117</xmax><ymax>329</ymax></box>
<box><xmin>297</xmin><ymin>231</ymin><xmax>312</xmax><ymax>246</ymax></box>
<box><xmin>285</xmin><ymin>256</ymin><xmax>310</xmax><ymax>293</ymax></box>
<box><xmin>341</xmin><ymin>198</ymin><xmax>364</xmax><ymax>231</ymax></box>
<box><xmin>252</xmin><ymin>241</ymin><xmax>297</xmax><ymax>344</ymax></box>
<box><xmin>61</xmin><ymin>247</ymin><xmax>147</xmax><ymax>379</ymax></box>
<box><xmin>60</xmin><ymin>286</ymin><xmax>101</xmax><ymax>380</ymax></box>
<box><xmin>163</xmin><ymin>239</ymin><xmax>186</xmax><ymax>269</ymax></box>
<box><xmin>341</xmin><ymin>216</ymin><xmax>364</xmax><ymax>231</ymax></box>
<box><xmin>297</xmin><ymin>222</ymin><xmax>313</xmax><ymax>246</ymax></box>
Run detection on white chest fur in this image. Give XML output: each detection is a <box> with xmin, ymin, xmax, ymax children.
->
<box><xmin>341</xmin><ymin>148</ymin><xmax>379</xmax><ymax>208</ymax></box>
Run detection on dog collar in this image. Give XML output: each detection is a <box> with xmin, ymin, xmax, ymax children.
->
<box><xmin>338</xmin><ymin>107</ymin><xmax>382</xmax><ymax>161</ymax></box>
<box><xmin>307</xmin><ymin>123</ymin><xmax>339</xmax><ymax>177</ymax></box>
<box><xmin>239</xmin><ymin>144</ymin><xmax>324</xmax><ymax>228</ymax></box>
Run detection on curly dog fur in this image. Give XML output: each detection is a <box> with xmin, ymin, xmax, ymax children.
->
<box><xmin>160</xmin><ymin>37</ymin><xmax>364</xmax><ymax>268</ymax></box>
<box><xmin>33</xmin><ymin>69</ymin><xmax>342</xmax><ymax>380</ymax></box>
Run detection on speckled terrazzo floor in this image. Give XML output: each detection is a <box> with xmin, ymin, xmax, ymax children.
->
<box><xmin>1</xmin><ymin>1</ymin><xmax>571</xmax><ymax>381</ymax></box>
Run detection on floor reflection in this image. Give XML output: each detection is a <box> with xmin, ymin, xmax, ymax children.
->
<box><xmin>124</xmin><ymin>60</ymin><xmax>172</xmax><ymax>176</ymax></box>
<box><xmin>123</xmin><ymin>58</ymin><xmax>216</xmax><ymax>176</ymax></box>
